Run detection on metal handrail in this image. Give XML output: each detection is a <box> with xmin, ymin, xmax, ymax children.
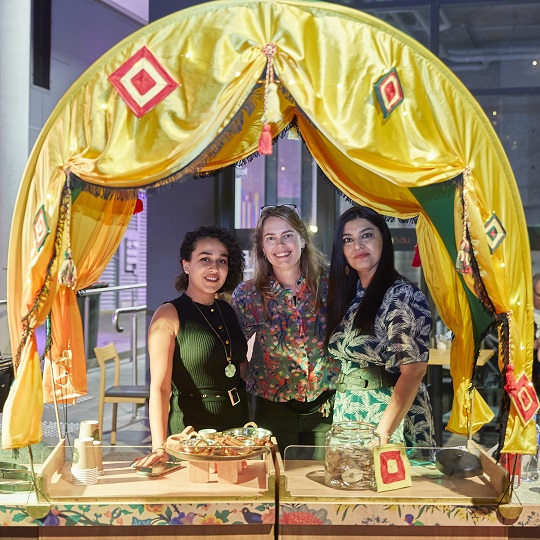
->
<box><xmin>113</xmin><ymin>305</ymin><xmax>148</xmax><ymax>388</ymax></box>
<box><xmin>1</xmin><ymin>283</ymin><xmax>147</xmax><ymax>304</ymax></box>
<box><xmin>77</xmin><ymin>282</ymin><xmax>147</xmax><ymax>363</ymax></box>
<box><xmin>113</xmin><ymin>305</ymin><xmax>147</xmax><ymax>333</ymax></box>
<box><xmin>77</xmin><ymin>282</ymin><xmax>147</xmax><ymax>296</ymax></box>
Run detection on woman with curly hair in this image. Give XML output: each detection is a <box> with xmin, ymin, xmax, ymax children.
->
<box><xmin>232</xmin><ymin>205</ymin><xmax>339</xmax><ymax>454</ymax></box>
<box><xmin>132</xmin><ymin>226</ymin><xmax>248</xmax><ymax>468</ymax></box>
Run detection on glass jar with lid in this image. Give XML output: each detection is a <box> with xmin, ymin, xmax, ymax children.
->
<box><xmin>324</xmin><ymin>421</ymin><xmax>376</xmax><ymax>490</ymax></box>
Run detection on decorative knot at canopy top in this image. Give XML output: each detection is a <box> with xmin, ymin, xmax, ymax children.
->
<box><xmin>259</xmin><ymin>42</ymin><xmax>281</xmax><ymax>155</ymax></box>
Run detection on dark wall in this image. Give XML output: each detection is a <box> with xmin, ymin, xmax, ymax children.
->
<box><xmin>146</xmin><ymin>0</ymin><xmax>219</xmax><ymax>321</ymax></box>
<box><xmin>149</xmin><ymin>0</ymin><xmax>201</xmax><ymax>21</ymax></box>
<box><xmin>146</xmin><ymin>177</ymin><xmax>217</xmax><ymax>316</ymax></box>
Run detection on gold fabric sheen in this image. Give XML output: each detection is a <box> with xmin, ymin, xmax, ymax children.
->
<box><xmin>5</xmin><ymin>0</ymin><xmax>534</xmax><ymax>453</ymax></box>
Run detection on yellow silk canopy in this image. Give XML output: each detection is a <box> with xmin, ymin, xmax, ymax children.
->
<box><xmin>5</xmin><ymin>0</ymin><xmax>534</xmax><ymax>453</ymax></box>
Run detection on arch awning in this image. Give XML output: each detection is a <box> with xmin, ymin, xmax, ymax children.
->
<box><xmin>5</xmin><ymin>0</ymin><xmax>534</xmax><ymax>453</ymax></box>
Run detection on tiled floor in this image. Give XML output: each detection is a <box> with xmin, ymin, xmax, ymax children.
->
<box><xmin>0</xmin><ymin>310</ymin><xmax>151</xmax><ymax>463</ymax></box>
<box><xmin>39</xmin><ymin>352</ymin><xmax>151</xmax><ymax>448</ymax></box>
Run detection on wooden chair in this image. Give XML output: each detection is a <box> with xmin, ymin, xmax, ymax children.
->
<box><xmin>94</xmin><ymin>342</ymin><xmax>150</xmax><ymax>444</ymax></box>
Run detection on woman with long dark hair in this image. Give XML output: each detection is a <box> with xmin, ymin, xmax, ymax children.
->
<box><xmin>326</xmin><ymin>206</ymin><xmax>435</xmax><ymax>448</ymax></box>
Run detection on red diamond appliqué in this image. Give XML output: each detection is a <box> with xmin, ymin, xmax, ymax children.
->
<box><xmin>374</xmin><ymin>68</ymin><xmax>404</xmax><ymax>119</ymax></box>
<box><xmin>131</xmin><ymin>69</ymin><xmax>157</xmax><ymax>96</ymax></box>
<box><xmin>108</xmin><ymin>46</ymin><xmax>179</xmax><ymax>118</ymax></box>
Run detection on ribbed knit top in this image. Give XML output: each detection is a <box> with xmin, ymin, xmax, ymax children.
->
<box><xmin>168</xmin><ymin>293</ymin><xmax>247</xmax><ymax>394</ymax></box>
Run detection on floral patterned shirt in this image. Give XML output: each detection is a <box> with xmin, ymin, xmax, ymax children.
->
<box><xmin>232</xmin><ymin>273</ymin><xmax>339</xmax><ymax>402</ymax></box>
<box><xmin>328</xmin><ymin>277</ymin><xmax>435</xmax><ymax>447</ymax></box>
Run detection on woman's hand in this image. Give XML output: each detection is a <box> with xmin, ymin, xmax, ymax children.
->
<box><xmin>367</xmin><ymin>431</ymin><xmax>391</xmax><ymax>448</ymax></box>
<box><xmin>376</xmin><ymin>362</ymin><xmax>428</xmax><ymax>439</ymax></box>
<box><xmin>130</xmin><ymin>447</ymin><xmax>169</xmax><ymax>469</ymax></box>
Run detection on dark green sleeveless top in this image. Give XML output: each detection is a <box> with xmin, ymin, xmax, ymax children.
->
<box><xmin>167</xmin><ymin>293</ymin><xmax>249</xmax><ymax>432</ymax></box>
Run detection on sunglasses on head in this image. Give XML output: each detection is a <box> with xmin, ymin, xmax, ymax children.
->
<box><xmin>260</xmin><ymin>204</ymin><xmax>300</xmax><ymax>217</ymax></box>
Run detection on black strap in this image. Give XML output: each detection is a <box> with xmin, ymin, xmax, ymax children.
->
<box><xmin>172</xmin><ymin>379</ymin><xmax>245</xmax><ymax>400</ymax></box>
<box><xmin>285</xmin><ymin>389</ymin><xmax>336</xmax><ymax>414</ymax></box>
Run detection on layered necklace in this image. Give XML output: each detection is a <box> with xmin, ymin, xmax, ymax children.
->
<box><xmin>190</xmin><ymin>298</ymin><xmax>236</xmax><ymax>378</ymax></box>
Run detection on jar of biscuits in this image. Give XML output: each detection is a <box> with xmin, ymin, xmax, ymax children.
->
<box><xmin>324</xmin><ymin>421</ymin><xmax>376</xmax><ymax>490</ymax></box>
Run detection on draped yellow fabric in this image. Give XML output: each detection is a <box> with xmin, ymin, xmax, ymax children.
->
<box><xmin>2</xmin><ymin>339</ymin><xmax>44</xmax><ymax>447</ymax></box>
<box><xmin>417</xmin><ymin>217</ymin><xmax>494</xmax><ymax>433</ymax></box>
<box><xmin>41</xmin><ymin>193</ymin><xmax>136</xmax><ymax>405</ymax></box>
<box><xmin>6</xmin><ymin>0</ymin><xmax>533</xmax><ymax>452</ymax></box>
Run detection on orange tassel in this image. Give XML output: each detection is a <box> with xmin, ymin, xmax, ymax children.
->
<box><xmin>258</xmin><ymin>124</ymin><xmax>273</xmax><ymax>155</ymax></box>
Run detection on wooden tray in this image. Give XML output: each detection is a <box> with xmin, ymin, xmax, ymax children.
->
<box><xmin>166</xmin><ymin>444</ymin><xmax>267</xmax><ymax>462</ymax></box>
<box><xmin>280</xmin><ymin>441</ymin><xmax>510</xmax><ymax>504</ymax></box>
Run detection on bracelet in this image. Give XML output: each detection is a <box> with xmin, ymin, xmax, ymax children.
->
<box><xmin>151</xmin><ymin>446</ymin><xmax>166</xmax><ymax>453</ymax></box>
<box><xmin>374</xmin><ymin>431</ymin><xmax>391</xmax><ymax>441</ymax></box>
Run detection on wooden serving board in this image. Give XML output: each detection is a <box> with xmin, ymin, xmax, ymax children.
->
<box><xmin>45</xmin><ymin>459</ymin><xmax>270</xmax><ymax>500</ymax></box>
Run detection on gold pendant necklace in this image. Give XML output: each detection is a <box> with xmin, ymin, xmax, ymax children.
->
<box><xmin>191</xmin><ymin>298</ymin><xmax>236</xmax><ymax>378</ymax></box>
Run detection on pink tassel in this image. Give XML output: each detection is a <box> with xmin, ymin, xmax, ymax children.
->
<box><xmin>258</xmin><ymin>124</ymin><xmax>273</xmax><ymax>155</ymax></box>
<box><xmin>411</xmin><ymin>244</ymin><xmax>421</xmax><ymax>267</ymax></box>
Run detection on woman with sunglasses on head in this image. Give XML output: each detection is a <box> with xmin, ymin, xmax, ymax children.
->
<box><xmin>325</xmin><ymin>206</ymin><xmax>435</xmax><ymax>449</ymax></box>
<box><xmin>132</xmin><ymin>226</ymin><xmax>248</xmax><ymax>469</ymax></box>
<box><xmin>232</xmin><ymin>205</ymin><xmax>339</xmax><ymax>455</ymax></box>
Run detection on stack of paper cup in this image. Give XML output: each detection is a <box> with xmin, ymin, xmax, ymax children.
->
<box><xmin>93</xmin><ymin>440</ymin><xmax>104</xmax><ymax>475</ymax></box>
<box><xmin>71</xmin><ymin>437</ymin><xmax>98</xmax><ymax>485</ymax></box>
<box><xmin>79</xmin><ymin>420</ymin><xmax>100</xmax><ymax>441</ymax></box>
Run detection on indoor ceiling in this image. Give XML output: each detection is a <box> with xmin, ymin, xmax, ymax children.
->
<box><xmin>332</xmin><ymin>1</ymin><xmax>540</xmax><ymax>72</ymax></box>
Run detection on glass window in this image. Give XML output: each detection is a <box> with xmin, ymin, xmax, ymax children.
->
<box><xmin>362</xmin><ymin>4</ymin><xmax>431</xmax><ymax>49</ymax></box>
<box><xmin>234</xmin><ymin>137</ymin><xmax>315</xmax><ymax>230</ymax></box>
<box><xmin>477</xmin><ymin>94</ymin><xmax>540</xmax><ymax>225</ymax></box>
<box><xmin>277</xmin><ymin>137</ymin><xmax>302</xmax><ymax>209</ymax></box>
<box><xmin>440</xmin><ymin>3</ymin><xmax>540</xmax><ymax>89</ymax></box>
<box><xmin>234</xmin><ymin>158</ymin><xmax>265</xmax><ymax>230</ymax></box>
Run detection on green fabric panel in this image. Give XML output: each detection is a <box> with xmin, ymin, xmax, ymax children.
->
<box><xmin>410</xmin><ymin>181</ymin><xmax>494</xmax><ymax>351</ymax></box>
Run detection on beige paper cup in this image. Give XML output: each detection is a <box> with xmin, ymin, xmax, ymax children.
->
<box><xmin>72</xmin><ymin>437</ymin><xmax>97</xmax><ymax>470</ymax></box>
<box><xmin>93</xmin><ymin>440</ymin><xmax>104</xmax><ymax>474</ymax></box>
<box><xmin>79</xmin><ymin>420</ymin><xmax>100</xmax><ymax>441</ymax></box>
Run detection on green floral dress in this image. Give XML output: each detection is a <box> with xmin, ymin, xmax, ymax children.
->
<box><xmin>328</xmin><ymin>278</ymin><xmax>435</xmax><ymax>448</ymax></box>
